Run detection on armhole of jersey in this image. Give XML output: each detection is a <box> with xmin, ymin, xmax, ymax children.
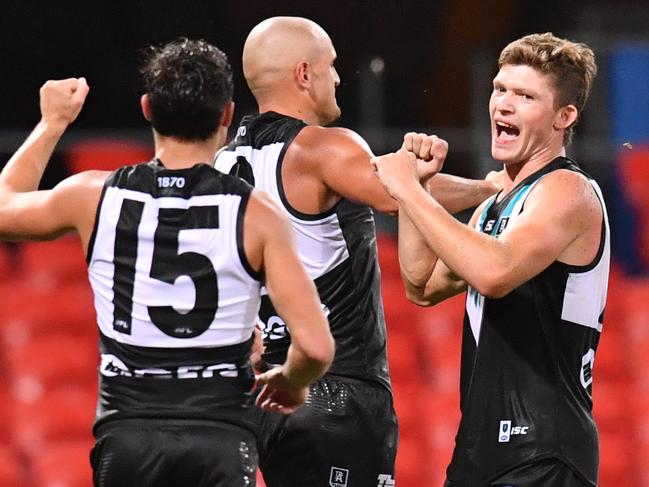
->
<box><xmin>86</xmin><ymin>182</ymin><xmax>110</xmax><ymax>265</ymax></box>
<box><xmin>521</xmin><ymin>170</ymin><xmax>608</xmax><ymax>273</ymax></box>
<box><xmin>564</xmin><ymin>181</ymin><xmax>608</xmax><ymax>273</ymax></box>
<box><xmin>236</xmin><ymin>190</ymin><xmax>263</xmax><ymax>281</ymax></box>
<box><xmin>275</xmin><ymin>126</ymin><xmax>339</xmax><ymax>221</ymax></box>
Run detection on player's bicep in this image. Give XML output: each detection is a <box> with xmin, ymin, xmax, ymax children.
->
<box><xmin>0</xmin><ymin>188</ymin><xmax>74</xmax><ymax>240</ymax></box>
<box><xmin>495</xmin><ymin>176</ymin><xmax>591</xmax><ymax>285</ymax></box>
<box><xmin>316</xmin><ymin>129</ymin><xmax>397</xmax><ymax>214</ymax></box>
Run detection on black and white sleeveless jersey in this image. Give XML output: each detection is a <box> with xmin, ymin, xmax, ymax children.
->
<box><xmin>87</xmin><ymin>160</ymin><xmax>261</xmax><ymax>431</ymax></box>
<box><xmin>447</xmin><ymin>157</ymin><xmax>609</xmax><ymax>486</ymax></box>
<box><xmin>214</xmin><ymin>112</ymin><xmax>390</xmax><ymax>389</ymax></box>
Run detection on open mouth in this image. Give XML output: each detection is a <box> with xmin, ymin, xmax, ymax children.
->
<box><xmin>495</xmin><ymin>121</ymin><xmax>520</xmax><ymax>142</ymax></box>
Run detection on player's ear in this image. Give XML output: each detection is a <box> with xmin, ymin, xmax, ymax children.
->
<box><xmin>553</xmin><ymin>104</ymin><xmax>578</xmax><ymax>131</ymax></box>
<box><xmin>141</xmin><ymin>94</ymin><xmax>152</xmax><ymax>122</ymax></box>
<box><xmin>221</xmin><ymin>101</ymin><xmax>234</xmax><ymax>128</ymax></box>
<box><xmin>295</xmin><ymin>61</ymin><xmax>311</xmax><ymax>89</ymax></box>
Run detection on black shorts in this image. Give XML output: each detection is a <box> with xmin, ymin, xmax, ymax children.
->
<box><xmin>255</xmin><ymin>375</ymin><xmax>398</xmax><ymax>487</ymax></box>
<box><xmin>444</xmin><ymin>458</ymin><xmax>593</xmax><ymax>487</ymax></box>
<box><xmin>91</xmin><ymin>418</ymin><xmax>257</xmax><ymax>487</ymax></box>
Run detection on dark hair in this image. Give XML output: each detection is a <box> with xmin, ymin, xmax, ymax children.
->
<box><xmin>140</xmin><ymin>38</ymin><xmax>233</xmax><ymax>141</ymax></box>
<box><xmin>498</xmin><ymin>33</ymin><xmax>597</xmax><ymax>145</ymax></box>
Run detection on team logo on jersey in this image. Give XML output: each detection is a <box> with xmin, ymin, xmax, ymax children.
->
<box><xmin>498</xmin><ymin>420</ymin><xmax>529</xmax><ymax>442</ymax></box>
<box><xmin>329</xmin><ymin>467</ymin><xmax>349</xmax><ymax>487</ymax></box>
<box><xmin>377</xmin><ymin>474</ymin><xmax>395</xmax><ymax>486</ymax></box>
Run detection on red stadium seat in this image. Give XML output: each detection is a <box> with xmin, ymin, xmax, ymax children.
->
<box><xmin>6</xmin><ymin>334</ymin><xmax>97</xmax><ymax>403</ymax></box>
<box><xmin>0</xmin><ymin>244</ymin><xmax>14</xmax><ymax>284</ymax></box>
<box><xmin>30</xmin><ymin>438</ymin><xmax>94</xmax><ymax>487</ymax></box>
<box><xmin>0</xmin><ymin>282</ymin><xmax>97</xmax><ymax>348</ymax></box>
<box><xmin>599</xmin><ymin>430</ymin><xmax>634</xmax><ymax>487</ymax></box>
<box><xmin>65</xmin><ymin>138</ymin><xmax>152</xmax><ymax>174</ymax></box>
<box><xmin>11</xmin><ymin>388</ymin><xmax>96</xmax><ymax>457</ymax></box>
<box><xmin>0</xmin><ymin>443</ymin><xmax>22</xmax><ymax>486</ymax></box>
<box><xmin>387</xmin><ymin>331</ymin><xmax>422</xmax><ymax>386</ymax></box>
<box><xmin>377</xmin><ymin>234</ymin><xmax>400</xmax><ymax>280</ymax></box>
<box><xmin>594</xmin><ymin>327</ymin><xmax>629</xmax><ymax>381</ymax></box>
<box><xmin>395</xmin><ymin>436</ymin><xmax>430</xmax><ymax>487</ymax></box>
<box><xmin>18</xmin><ymin>237</ymin><xmax>88</xmax><ymax>290</ymax></box>
<box><xmin>593</xmin><ymin>380</ymin><xmax>630</xmax><ymax>433</ymax></box>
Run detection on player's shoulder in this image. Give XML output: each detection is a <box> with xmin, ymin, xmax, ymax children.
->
<box><xmin>294</xmin><ymin>125</ymin><xmax>373</xmax><ymax>160</ymax></box>
<box><xmin>245</xmin><ymin>189</ymin><xmax>293</xmax><ymax>238</ymax></box>
<box><xmin>57</xmin><ymin>169</ymin><xmax>111</xmax><ymax>194</ymax></box>
<box><xmin>529</xmin><ymin>166</ymin><xmax>602</xmax><ymax>219</ymax></box>
<box><xmin>247</xmin><ymin>189</ymin><xmax>286</xmax><ymax>221</ymax></box>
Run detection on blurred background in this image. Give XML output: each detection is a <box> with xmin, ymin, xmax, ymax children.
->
<box><xmin>0</xmin><ymin>1</ymin><xmax>647</xmax><ymax>486</ymax></box>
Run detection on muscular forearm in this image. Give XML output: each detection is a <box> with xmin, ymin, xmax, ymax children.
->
<box><xmin>0</xmin><ymin>120</ymin><xmax>67</xmax><ymax>193</ymax></box>
<box><xmin>399</xmin><ymin>202</ymin><xmax>467</xmax><ymax>306</ymax></box>
<box><xmin>427</xmin><ymin>173</ymin><xmax>498</xmax><ymax>214</ymax></box>
<box><xmin>398</xmin><ymin>206</ymin><xmax>438</xmax><ymax>295</ymax></box>
<box><xmin>398</xmin><ymin>185</ymin><xmax>510</xmax><ymax>298</ymax></box>
<box><xmin>283</xmin><ymin>342</ymin><xmax>331</xmax><ymax>388</ymax></box>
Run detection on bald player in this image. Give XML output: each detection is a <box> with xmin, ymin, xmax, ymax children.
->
<box><xmin>215</xmin><ymin>17</ymin><xmax>499</xmax><ymax>486</ymax></box>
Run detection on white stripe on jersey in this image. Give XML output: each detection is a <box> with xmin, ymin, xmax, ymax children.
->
<box><xmin>216</xmin><ymin>143</ymin><xmax>350</xmax><ymax>287</ymax></box>
<box><xmin>89</xmin><ymin>186</ymin><xmax>261</xmax><ymax>348</ymax></box>
<box><xmin>561</xmin><ymin>181</ymin><xmax>610</xmax><ymax>332</ymax></box>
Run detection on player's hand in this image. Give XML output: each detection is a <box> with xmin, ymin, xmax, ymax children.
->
<box><xmin>402</xmin><ymin>132</ymin><xmax>447</xmax><ymax>182</ymax></box>
<box><xmin>39</xmin><ymin>78</ymin><xmax>89</xmax><ymax>132</ymax></box>
<box><xmin>254</xmin><ymin>366</ymin><xmax>309</xmax><ymax>415</ymax></box>
<box><xmin>371</xmin><ymin>148</ymin><xmax>419</xmax><ymax>201</ymax></box>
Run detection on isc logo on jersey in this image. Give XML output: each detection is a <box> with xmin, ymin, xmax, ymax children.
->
<box><xmin>498</xmin><ymin>420</ymin><xmax>529</xmax><ymax>443</ymax></box>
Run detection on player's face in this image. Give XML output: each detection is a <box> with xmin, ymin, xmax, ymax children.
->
<box><xmin>489</xmin><ymin>64</ymin><xmax>563</xmax><ymax>166</ymax></box>
<box><xmin>311</xmin><ymin>39</ymin><xmax>341</xmax><ymax>126</ymax></box>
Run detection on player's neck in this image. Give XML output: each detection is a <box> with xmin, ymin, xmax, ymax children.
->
<box><xmin>152</xmin><ymin>132</ymin><xmax>223</xmax><ymax>170</ymax></box>
<box><xmin>258</xmin><ymin>99</ymin><xmax>320</xmax><ymax>126</ymax></box>
<box><xmin>501</xmin><ymin>146</ymin><xmax>566</xmax><ymax>195</ymax></box>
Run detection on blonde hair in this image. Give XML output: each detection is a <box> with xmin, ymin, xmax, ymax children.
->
<box><xmin>498</xmin><ymin>32</ymin><xmax>597</xmax><ymax>145</ymax></box>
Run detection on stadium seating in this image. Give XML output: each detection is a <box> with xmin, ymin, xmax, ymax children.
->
<box><xmin>29</xmin><ymin>439</ymin><xmax>94</xmax><ymax>487</ymax></box>
<box><xmin>64</xmin><ymin>139</ymin><xmax>152</xmax><ymax>174</ymax></box>
<box><xmin>0</xmin><ymin>231</ymin><xmax>642</xmax><ymax>485</ymax></box>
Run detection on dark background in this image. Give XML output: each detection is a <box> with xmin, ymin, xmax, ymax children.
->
<box><xmin>0</xmin><ymin>0</ymin><xmax>647</xmax><ymax>264</ymax></box>
<box><xmin>0</xmin><ymin>0</ymin><xmax>619</xmax><ymax>130</ymax></box>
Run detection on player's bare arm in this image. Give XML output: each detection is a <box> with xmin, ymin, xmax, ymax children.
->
<box><xmin>398</xmin><ymin>201</ymin><xmax>496</xmax><ymax>306</ymax></box>
<box><xmin>373</xmin><ymin>150</ymin><xmax>603</xmax><ymax>299</ymax></box>
<box><xmin>243</xmin><ymin>189</ymin><xmax>334</xmax><ymax>414</ymax></box>
<box><xmin>393</xmin><ymin>133</ymin><xmax>490</xmax><ymax>305</ymax></box>
<box><xmin>284</xmin><ymin>126</ymin><xmax>499</xmax><ymax>216</ymax></box>
<box><xmin>0</xmin><ymin>77</ymin><xmax>107</xmax><ymax>251</ymax></box>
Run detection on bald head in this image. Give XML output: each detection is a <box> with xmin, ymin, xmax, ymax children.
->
<box><xmin>243</xmin><ymin>17</ymin><xmax>333</xmax><ymax>98</ymax></box>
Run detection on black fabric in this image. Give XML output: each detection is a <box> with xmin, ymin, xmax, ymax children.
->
<box><xmin>256</xmin><ymin>376</ymin><xmax>398</xmax><ymax>486</ymax></box>
<box><xmin>91</xmin><ymin>419</ymin><xmax>257</xmax><ymax>487</ymax></box>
